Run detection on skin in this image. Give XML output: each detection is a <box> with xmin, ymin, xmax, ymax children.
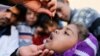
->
<box><xmin>56</xmin><ymin>1</ymin><xmax>71</xmax><ymax>21</ymax></box>
<box><xmin>44</xmin><ymin>24</ymin><xmax>79</xmax><ymax>53</ymax></box>
<box><xmin>26</xmin><ymin>9</ymin><xmax>37</xmax><ymax>26</ymax></box>
<box><xmin>0</xmin><ymin>6</ymin><xmax>19</xmax><ymax>26</ymax></box>
<box><xmin>43</xmin><ymin>22</ymin><xmax>58</xmax><ymax>34</ymax></box>
<box><xmin>0</xmin><ymin>6</ymin><xmax>54</xmax><ymax>56</ymax></box>
<box><xmin>18</xmin><ymin>44</ymin><xmax>54</xmax><ymax>56</ymax></box>
<box><xmin>18</xmin><ymin>9</ymin><xmax>55</xmax><ymax>56</ymax></box>
<box><xmin>11</xmin><ymin>0</ymin><xmax>57</xmax><ymax>17</ymax></box>
<box><xmin>19</xmin><ymin>44</ymin><xmax>44</xmax><ymax>56</ymax></box>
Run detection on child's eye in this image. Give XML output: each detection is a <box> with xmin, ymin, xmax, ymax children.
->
<box><xmin>64</xmin><ymin>31</ymin><xmax>69</xmax><ymax>36</ymax></box>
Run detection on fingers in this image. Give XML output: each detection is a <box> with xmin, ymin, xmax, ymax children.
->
<box><xmin>37</xmin><ymin>8</ymin><xmax>53</xmax><ymax>16</ymax></box>
<box><xmin>24</xmin><ymin>1</ymin><xmax>41</xmax><ymax>12</ymax></box>
<box><xmin>47</xmin><ymin>50</ymin><xmax>54</xmax><ymax>56</ymax></box>
<box><xmin>40</xmin><ymin>49</ymin><xmax>49</xmax><ymax>56</ymax></box>
<box><xmin>48</xmin><ymin>2</ymin><xmax>56</xmax><ymax>11</ymax></box>
<box><xmin>39</xmin><ymin>49</ymin><xmax>54</xmax><ymax>56</ymax></box>
<box><xmin>37</xmin><ymin>44</ymin><xmax>45</xmax><ymax>50</ymax></box>
<box><xmin>32</xmin><ymin>50</ymin><xmax>43</xmax><ymax>56</ymax></box>
<box><xmin>48</xmin><ymin>0</ymin><xmax>57</xmax><ymax>16</ymax></box>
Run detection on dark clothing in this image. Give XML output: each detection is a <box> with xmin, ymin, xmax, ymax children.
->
<box><xmin>70</xmin><ymin>8</ymin><xmax>100</xmax><ymax>41</ymax></box>
<box><xmin>0</xmin><ymin>25</ymin><xmax>11</xmax><ymax>37</ymax></box>
<box><xmin>89</xmin><ymin>18</ymin><xmax>100</xmax><ymax>41</ymax></box>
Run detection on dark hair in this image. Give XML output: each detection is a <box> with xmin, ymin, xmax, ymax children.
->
<box><xmin>15</xmin><ymin>4</ymin><xmax>27</xmax><ymax>22</ymax></box>
<box><xmin>35</xmin><ymin>13</ymin><xmax>59</xmax><ymax>27</ymax></box>
<box><xmin>34</xmin><ymin>13</ymin><xmax>60</xmax><ymax>35</ymax></box>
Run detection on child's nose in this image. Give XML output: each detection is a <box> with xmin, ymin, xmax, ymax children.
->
<box><xmin>54</xmin><ymin>30</ymin><xmax>59</xmax><ymax>34</ymax></box>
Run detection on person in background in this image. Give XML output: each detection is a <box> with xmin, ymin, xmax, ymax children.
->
<box><xmin>11</xmin><ymin>5</ymin><xmax>55</xmax><ymax>56</ymax></box>
<box><xmin>11</xmin><ymin>0</ymin><xmax>57</xmax><ymax>17</ymax></box>
<box><xmin>17</xmin><ymin>6</ymin><xmax>37</xmax><ymax>47</ymax></box>
<box><xmin>0</xmin><ymin>4</ymin><xmax>20</xmax><ymax>56</ymax></box>
<box><xmin>56</xmin><ymin>0</ymin><xmax>100</xmax><ymax>41</ymax></box>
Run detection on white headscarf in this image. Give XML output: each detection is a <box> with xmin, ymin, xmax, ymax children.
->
<box><xmin>0</xmin><ymin>4</ymin><xmax>10</xmax><ymax>11</ymax></box>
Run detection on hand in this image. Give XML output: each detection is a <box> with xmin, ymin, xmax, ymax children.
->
<box><xmin>18</xmin><ymin>44</ymin><xmax>54</xmax><ymax>56</ymax></box>
<box><xmin>39</xmin><ymin>49</ymin><xmax>54</xmax><ymax>56</ymax></box>
<box><xmin>11</xmin><ymin>0</ymin><xmax>57</xmax><ymax>17</ymax></box>
<box><xmin>18</xmin><ymin>44</ymin><xmax>44</xmax><ymax>56</ymax></box>
<box><xmin>24</xmin><ymin>0</ymin><xmax>57</xmax><ymax>17</ymax></box>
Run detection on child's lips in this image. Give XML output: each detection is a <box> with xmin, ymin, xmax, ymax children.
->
<box><xmin>43</xmin><ymin>34</ymin><xmax>53</xmax><ymax>45</ymax></box>
<box><xmin>44</xmin><ymin>38</ymin><xmax>50</xmax><ymax>44</ymax></box>
<box><xmin>43</xmin><ymin>37</ymin><xmax>52</xmax><ymax>44</ymax></box>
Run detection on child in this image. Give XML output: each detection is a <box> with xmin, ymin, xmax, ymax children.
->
<box><xmin>16</xmin><ymin>5</ymin><xmax>37</xmax><ymax>47</ymax></box>
<box><xmin>44</xmin><ymin>22</ymin><xmax>98</xmax><ymax>56</ymax></box>
<box><xmin>32</xmin><ymin>13</ymin><xmax>67</xmax><ymax>45</ymax></box>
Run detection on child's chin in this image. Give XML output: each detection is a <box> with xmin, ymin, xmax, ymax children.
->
<box><xmin>53</xmin><ymin>48</ymin><xmax>67</xmax><ymax>53</ymax></box>
<box><xmin>45</xmin><ymin>44</ymin><xmax>66</xmax><ymax>53</ymax></box>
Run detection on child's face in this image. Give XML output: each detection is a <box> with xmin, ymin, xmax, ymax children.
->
<box><xmin>57</xmin><ymin>1</ymin><xmax>71</xmax><ymax>21</ymax></box>
<box><xmin>26</xmin><ymin>9</ymin><xmax>37</xmax><ymax>25</ymax></box>
<box><xmin>36</xmin><ymin>22</ymin><xmax>58</xmax><ymax>35</ymax></box>
<box><xmin>44</xmin><ymin>24</ymin><xmax>79</xmax><ymax>53</ymax></box>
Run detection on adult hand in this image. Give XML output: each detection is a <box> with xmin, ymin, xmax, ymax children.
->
<box><xmin>18</xmin><ymin>44</ymin><xmax>54</xmax><ymax>56</ymax></box>
<box><xmin>11</xmin><ymin>0</ymin><xmax>57</xmax><ymax>17</ymax></box>
<box><xmin>18</xmin><ymin>44</ymin><xmax>44</xmax><ymax>56</ymax></box>
<box><xmin>39</xmin><ymin>49</ymin><xmax>54</xmax><ymax>56</ymax></box>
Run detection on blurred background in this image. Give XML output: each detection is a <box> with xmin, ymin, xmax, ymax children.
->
<box><xmin>69</xmin><ymin>0</ymin><xmax>100</xmax><ymax>12</ymax></box>
<box><xmin>0</xmin><ymin>0</ymin><xmax>100</xmax><ymax>12</ymax></box>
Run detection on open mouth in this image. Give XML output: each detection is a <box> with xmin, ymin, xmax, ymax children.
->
<box><xmin>49</xmin><ymin>34</ymin><xmax>53</xmax><ymax>40</ymax></box>
<box><xmin>43</xmin><ymin>34</ymin><xmax>53</xmax><ymax>44</ymax></box>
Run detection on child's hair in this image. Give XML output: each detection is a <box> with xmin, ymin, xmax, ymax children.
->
<box><xmin>15</xmin><ymin>4</ymin><xmax>27</xmax><ymax>22</ymax></box>
<box><xmin>35</xmin><ymin>13</ymin><xmax>60</xmax><ymax>35</ymax></box>
<box><xmin>72</xmin><ymin>22</ymin><xmax>89</xmax><ymax>40</ymax></box>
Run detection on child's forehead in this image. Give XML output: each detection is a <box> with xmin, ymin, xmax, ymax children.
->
<box><xmin>65</xmin><ymin>24</ymin><xmax>77</xmax><ymax>29</ymax></box>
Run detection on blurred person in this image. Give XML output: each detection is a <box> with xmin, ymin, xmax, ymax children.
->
<box><xmin>0</xmin><ymin>4</ymin><xmax>20</xmax><ymax>56</ymax></box>
<box><xmin>0</xmin><ymin>4</ymin><xmax>51</xmax><ymax>56</ymax></box>
<box><xmin>17</xmin><ymin>6</ymin><xmax>37</xmax><ymax>47</ymax></box>
<box><xmin>44</xmin><ymin>22</ymin><xmax>98</xmax><ymax>56</ymax></box>
<box><xmin>56</xmin><ymin>0</ymin><xmax>100</xmax><ymax>55</ymax></box>
<box><xmin>11</xmin><ymin>5</ymin><xmax>55</xmax><ymax>56</ymax></box>
<box><xmin>56</xmin><ymin>0</ymin><xmax>100</xmax><ymax>41</ymax></box>
<box><xmin>11</xmin><ymin>0</ymin><xmax>57</xmax><ymax>17</ymax></box>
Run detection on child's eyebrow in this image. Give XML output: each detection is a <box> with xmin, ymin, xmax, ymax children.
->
<box><xmin>66</xmin><ymin>27</ymin><xmax>74</xmax><ymax>35</ymax></box>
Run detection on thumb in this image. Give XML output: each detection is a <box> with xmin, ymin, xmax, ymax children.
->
<box><xmin>37</xmin><ymin>8</ymin><xmax>53</xmax><ymax>17</ymax></box>
<box><xmin>37</xmin><ymin>44</ymin><xmax>45</xmax><ymax>50</ymax></box>
<box><xmin>32</xmin><ymin>50</ymin><xmax>42</xmax><ymax>56</ymax></box>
